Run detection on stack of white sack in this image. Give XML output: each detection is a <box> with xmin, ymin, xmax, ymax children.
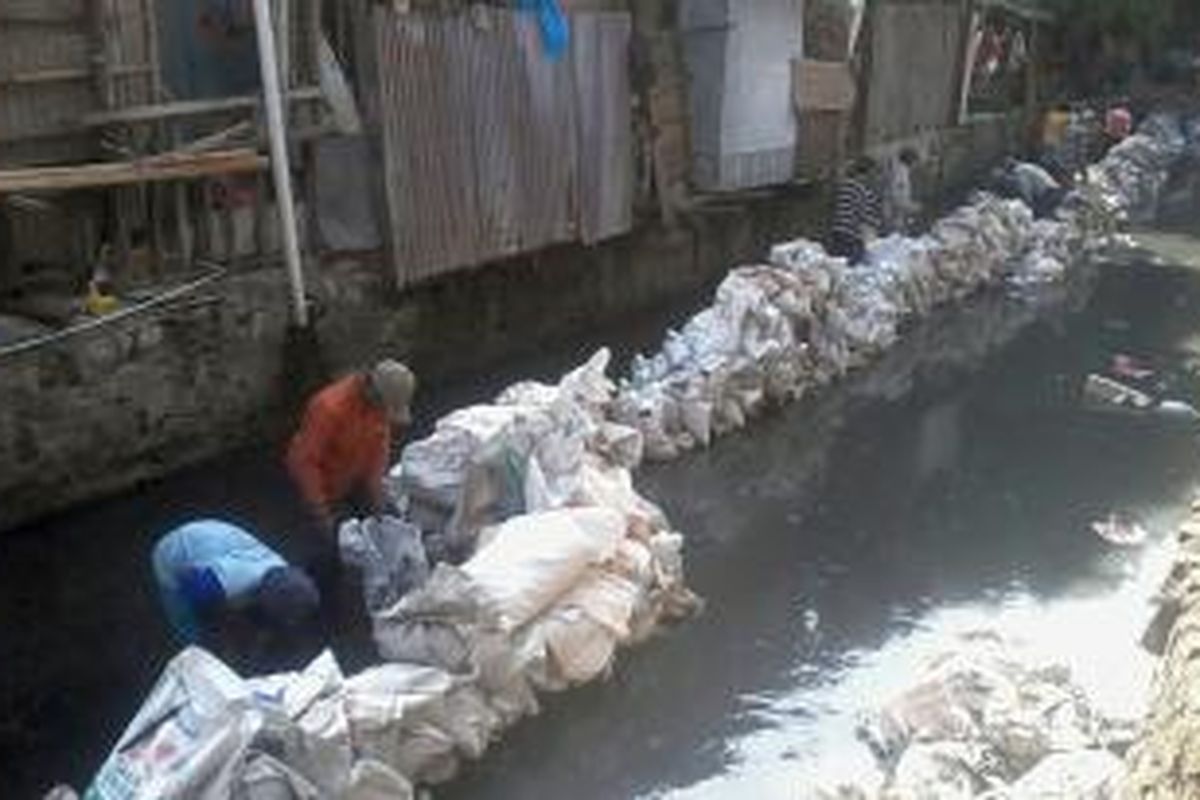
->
<box><xmin>1013</xmin><ymin>217</ymin><xmax>1080</xmax><ymax>286</ymax></box>
<box><xmin>612</xmin><ymin>262</ymin><xmax>826</xmax><ymax>461</ymax></box>
<box><xmin>81</xmin><ymin>351</ymin><xmax>702</xmax><ymax>798</ymax></box>
<box><xmin>840</xmin><ymin>632</ymin><xmax>1136</xmax><ymax>800</ymax></box>
<box><xmin>81</xmin><ymin>648</ymin><xmax>422</xmax><ymax>800</ymax></box>
<box><xmin>360</xmin><ymin>349</ymin><xmax>700</xmax><ymax>784</ymax></box>
<box><xmin>613</xmin><ymin>111</ymin><xmax>1198</xmax><ymax>465</ymax></box>
<box><xmin>1084</xmin><ymin>113</ymin><xmax>1188</xmax><ymax>224</ymax></box>
<box><xmin>363</xmin><ymin>503</ymin><xmax>700</xmax><ymax>786</ymax></box>
<box><xmin>614</xmin><ymin>193</ymin><xmax>1047</xmax><ymax>462</ymax></box>
<box><xmin>388</xmin><ymin>348</ymin><xmax>637</xmax><ymax>557</ymax></box>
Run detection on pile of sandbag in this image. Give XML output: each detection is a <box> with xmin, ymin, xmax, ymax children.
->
<box><xmin>849</xmin><ymin>632</ymin><xmax>1135</xmax><ymax>800</ymax></box>
<box><xmin>387</xmin><ymin>349</ymin><xmax>618</xmax><ymax>559</ymax></box>
<box><xmin>81</xmin><ymin>349</ymin><xmax>702</xmax><ymax>799</ymax></box>
<box><xmin>613</xmin><ymin>113</ymin><xmax>1194</xmax><ymax>464</ymax></box>
<box><xmin>1084</xmin><ymin>113</ymin><xmax>1189</xmax><ymax>225</ymax></box>
<box><xmin>613</xmin><ymin>261</ymin><xmax>826</xmax><ymax>461</ymax></box>
<box><xmin>360</xmin><ymin>348</ymin><xmax>700</xmax><ymax>784</ymax></box>
<box><xmin>81</xmin><ymin>648</ymin><xmax>417</xmax><ymax>800</ymax></box>
<box><xmin>612</xmin><ymin>193</ymin><xmax>1045</xmax><ymax>461</ymax></box>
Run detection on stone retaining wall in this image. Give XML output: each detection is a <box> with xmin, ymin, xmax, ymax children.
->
<box><xmin>1123</xmin><ymin>499</ymin><xmax>1200</xmax><ymax>799</ymax></box>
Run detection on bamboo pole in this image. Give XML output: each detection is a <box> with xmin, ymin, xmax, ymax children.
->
<box><xmin>142</xmin><ymin>0</ymin><xmax>168</xmax><ymax>272</ymax></box>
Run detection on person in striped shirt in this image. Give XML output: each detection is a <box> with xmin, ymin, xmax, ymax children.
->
<box><xmin>828</xmin><ymin>158</ymin><xmax>884</xmax><ymax>266</ymax></box>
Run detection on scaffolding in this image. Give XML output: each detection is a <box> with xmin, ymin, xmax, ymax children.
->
<box><xmin>0</xmin><ymin>0</ymin><xmax>332</xmax><ymax>294</ymax></box>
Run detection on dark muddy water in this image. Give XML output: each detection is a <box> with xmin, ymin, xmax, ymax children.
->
<box><xmin>5</xmin><ymin>255</ymin><xmax>1200</xmax><ymax>798</ymax></box>
<box><xmin>442</xmin><ymin>261</ymin><xmax>1200</xmax><ymax>799</ymax></box>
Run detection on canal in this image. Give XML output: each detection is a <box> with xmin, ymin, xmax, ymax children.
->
<box><xmin>5</xmin><ymin>249</ymin><xmax>1200</xmax><ymax>798</ymax></box>
<box><xmin>444</xmin><ymin>257</ymin><xmax>1200</xmax><ymax>798</ymax></box>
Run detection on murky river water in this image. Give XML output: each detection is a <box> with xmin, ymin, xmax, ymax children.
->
<box><xmin>5</xmin><ymin>251</ymin><xmax>1200</xmax><ymax>798</ymax></box>
<box><xmin>443</xmin><ymin>259</ymin><xmax>1200</xmax><ymax>799</ymax></box>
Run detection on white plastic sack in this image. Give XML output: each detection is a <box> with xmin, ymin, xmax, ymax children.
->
<box><xmin>344</xmin><ymin>664</ymin><xmax>499</xmax><ymax>785</ymax></box>
<box><xmin>244</xmin><ymin>651</ymin><xmax>353</xmax><ymax>796</ymax></box>
<box><xmin>592</xmin><ymin>422</ymin><xmax>644</xmax><ymax>470</ymax></box>
<box><xmin>393</xmin><ymin>405</ymin><xmax>529</xmax><ymax>510</ymax></box>
<box><xmin>339</xmin><ymin>517</ymin><xmax>430</xmax><ymax>613</ymax></box>
<box><xmin>235</xmin><ymin>752</ymin><xmax>322</xmax><ymax>800</ymax></box>
<box><xmin>557</xmin><ymin>568</ymin><xmax>642</xmax><ymax>642</ymax></box>
<box><xmin>341</xmin><ymin>760</ymin><xmax>415</xmax><ymax>800</ymax></box>
<box><xmin>369</xmin><ymin>565</ymin><xmax>541</xmax><ymax>727</ymax></box>
<box><xmin>84</xmin><ymin>648</ymin><xmax>259</xmax><ymax>800</ymax></box>
<box><xmin>1007</xmin><ymin>750</ymin><xmax>1125</xmax><ymax>799</ymax></box>
<box><xmin>462</xmin><ymin>507</ymin><xmax>628</xmax><ymax>632</ymax></box>
<box><xmin>887</xmin><ymin>742</ymin><xmax>986</xmax><ymax>800</ymax></box>
<box><xmin>575</xmin><ymin>460</ymin><xmax>667</xmax><ymax>530</ymax></box>
<box><xmin>344</xmin><ymin>664</ymin><xmax>454</xmax><ymax>784</ymax></box>
<box><xmin>529</xmin><ymin>607</ymin><xmax>618</xmax><ymax>689</ymax></box>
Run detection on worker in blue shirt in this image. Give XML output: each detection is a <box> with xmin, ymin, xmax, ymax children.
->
<box><xmin>152</xmin><ymin>519</ymin><xmax>321</xmax><ymax>668</ymax></box>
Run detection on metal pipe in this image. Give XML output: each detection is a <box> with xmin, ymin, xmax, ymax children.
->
<box><xmin>252</xmin><ymin>0</ymin><xmax>309</xmax><ymax>328</ymax></box>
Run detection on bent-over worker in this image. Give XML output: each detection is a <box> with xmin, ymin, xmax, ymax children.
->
<box><xmin>287</xmin><ymin>359</ymin><xmax>417</xmax><ymax>531</ymax></box>
<box><xmin>993</xmin><ymin>158</ymin><xmax>1065</xmax><ymax>219</ymax></box>
<box><xmin>152</xmin><ymin>519</ymin><xmax>320</xmax><ymax>668</ymax></box>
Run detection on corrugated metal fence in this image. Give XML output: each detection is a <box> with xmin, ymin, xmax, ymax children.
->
<box><xmin>370</xmin><ymin>6</ymin><xmax>633</xmax><ymax>288</ymax></box>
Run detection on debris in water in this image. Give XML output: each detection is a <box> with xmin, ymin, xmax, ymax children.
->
<box><xmin>1083</xmin><ymin>373</ymin><xmax>1154</xmax><ymax>410</ymax></box>
<box><xmin>1090</xmin><ymin>512</ymin><xmax>1149</xmax><ymax>547</ymax></box>
<box><xmin>1109</xmin><ymin>353</ymin><xmax>1154</xmax><ymax>382</ymax></box>
<box><xmin>1156</xmin><ymin>399</ymin><xmax>1200</xmax><ymax>422</ymax></box>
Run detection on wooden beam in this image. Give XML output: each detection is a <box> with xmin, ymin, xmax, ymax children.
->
<box><xmin>80</xmin><ymin>87</ymin><xmax>324</xmax><ymax>127</ymax></box>
<box><xmin>0</xmin><ymin>64</ymin><xmax>154</xmax><ymax>87</ymax></box>
<box><xmin>0</xmin><ymin>14</ymin><xmax>82</xmax><ymax>26</ymax></box>
<box><xmin>0</xmin><ymin>149</ymin><xmax>268</xmax><ymax>193</ymax></box>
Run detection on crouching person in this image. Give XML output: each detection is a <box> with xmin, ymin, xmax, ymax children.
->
<box><xmin>152</xmin><ymin>519</ymin><xmax>321</xmax><ymax>672</ymax></box>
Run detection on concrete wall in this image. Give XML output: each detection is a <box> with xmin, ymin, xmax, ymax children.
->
<box><xmin>0</xmin><ymin>187</ymin><xmax>824</xmax><ymax>532</ymax></box>
<box><xmin>0</xmin><ymin>111</ymin><xmax>1024</xmax><ymax>533</ymax></box>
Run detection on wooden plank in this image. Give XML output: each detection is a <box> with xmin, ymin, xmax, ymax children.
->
<box><xmin>0</xmin><ymin>149</ymin><xmax>268</xmax><ymax>192</ymax></box>
<box><xmin>0</xmin><ymin>65</ymin><xmax>154</xmax><ymax>86</ymax></box>
<box><xmin>0</xmin><ymin>14</ymin><xmax>82</xmax><ymax>26</ymax></box>
<box><xmin>80</xmin><ymin>87</ymin><xmax>324</xmax><ymax>127</ymax></box>
<box><xmin>792</xmin><ymin>59</ymin><xmax>857</xmax><ymax>112</ymax></box>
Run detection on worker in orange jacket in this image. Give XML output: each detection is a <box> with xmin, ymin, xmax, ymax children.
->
<box><xmin>287</xmin><ymin>359</ymin><xmax>417</xmax><ymax>532</ymax></box>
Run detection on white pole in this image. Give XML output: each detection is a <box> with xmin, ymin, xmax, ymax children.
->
<box><xmin>252</xmin><ymin>0</ymin><xmax>309</xmax><ymax>328</ymax></box>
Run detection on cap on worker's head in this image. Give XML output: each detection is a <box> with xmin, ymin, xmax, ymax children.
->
<box><xmin>254</xmin><ymin>567</ymin><xmax>320</xmax><ymax>633</ymax></box>
<box><xmin>370</xmin><ymin>359</ymin><xmax>417</xmax><ymax>425</ymax></box>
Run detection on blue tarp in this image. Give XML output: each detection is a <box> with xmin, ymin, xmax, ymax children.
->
<box><xmin>517</xmin><ymin>0</ymin><xmax>570</xmax><ymax>60</ymax></box>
